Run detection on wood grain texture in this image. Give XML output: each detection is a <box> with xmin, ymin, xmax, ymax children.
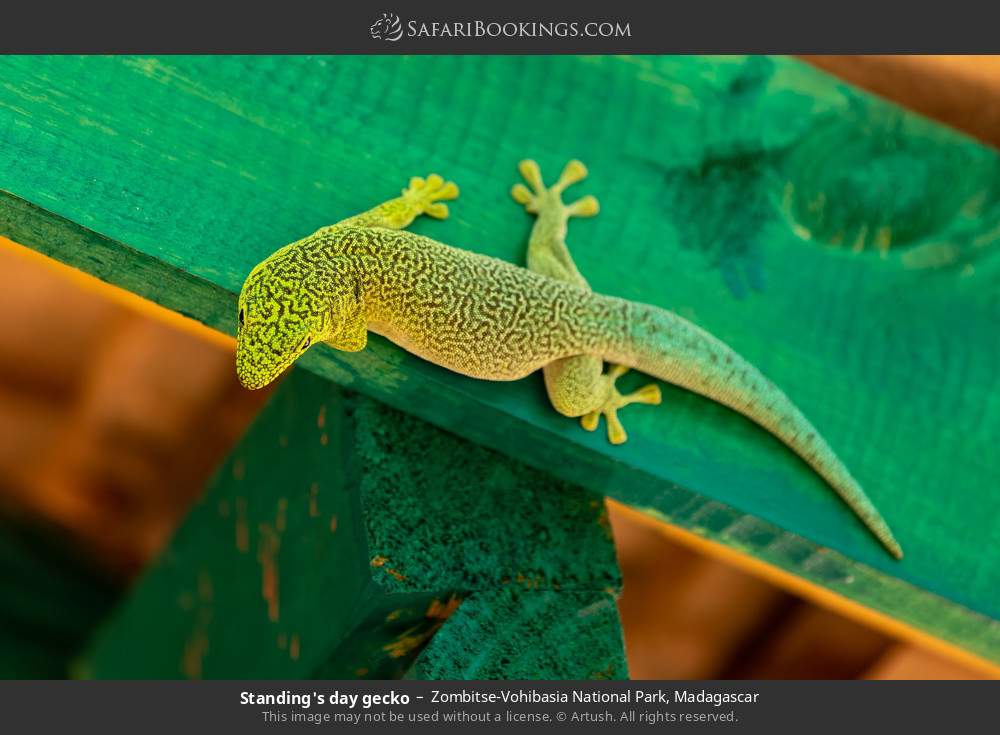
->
<box><xmin>1</xmin><ymin>56</ymin><xmax>998</xmax><ymax>660</ymax></box>
<box><xmin>82</xmin><ymin>370</ymin><xmax>623</xmax><ymax>678</ymax></box>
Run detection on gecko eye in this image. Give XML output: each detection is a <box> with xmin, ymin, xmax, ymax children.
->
<box><xmin>238</xmin><ymin>308</ymin><xmax>245</xmax><ymax>328</ymax></box>
<box><xmin>299</xmin><ymin>336</ymin><xmax>311</xmax><ymax>352</ymax></box>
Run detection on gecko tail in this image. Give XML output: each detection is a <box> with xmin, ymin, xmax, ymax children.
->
<box><xmin>609</xmin><ymin>300</ymin><xmax>903</xmax><ymax>559</ymax></box>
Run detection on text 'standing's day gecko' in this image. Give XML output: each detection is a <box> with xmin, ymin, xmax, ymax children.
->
<box><xmin>235</xmin><ymin>160</ymin><xmax>903</xmax><ymax>559</ymax></box>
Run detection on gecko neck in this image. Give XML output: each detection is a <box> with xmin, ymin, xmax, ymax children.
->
<box><xmin>305</xmin><ymin>227</ymin><xmax>414</xmax><ymax>340</ymax></box>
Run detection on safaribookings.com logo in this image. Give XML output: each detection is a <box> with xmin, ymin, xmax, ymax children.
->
<box><xmin>370</xmin><ymin>13</ymin><xmax>404</xmax><ymax>41</ymax></box>
<box><xmin>370</xmin><ymin>13</ymin><xmax>631</xmax><ymax>42</ymax></box>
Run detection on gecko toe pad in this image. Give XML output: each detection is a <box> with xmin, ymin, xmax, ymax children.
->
<box><xmin>405</xmin><ymin>173</ymin><xmax>460</xmax><ymax>219</ymax></box>
<box><xmin>511</xmin><ymin>159</ymin><xmax>600</xmax><ymax>219</ymax></box>
<box><xmin>579</xmin><ymin>366</ymin><xmax>662</xmax><ymax>445</ymax></box>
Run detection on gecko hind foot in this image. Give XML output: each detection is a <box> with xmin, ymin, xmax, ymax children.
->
<box><xmin>511</xmin><ymin>159</ymin><xmax>600</xmax><ymax>218</ymax></box>
<box><xmin>403</xmin><ymin>173</ymin><xmax>460</xmax><ymax>219</ymax></box>
<box><xmin>580</xmin><ymin>365</ymin><xmax>662</xmax><ymax>445</ymax></box>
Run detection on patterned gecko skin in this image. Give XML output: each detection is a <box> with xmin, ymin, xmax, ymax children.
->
<box><xmin>236</xmin><ymin>164</ymin><xmax>902</xmax><ymax>559</ymax></box>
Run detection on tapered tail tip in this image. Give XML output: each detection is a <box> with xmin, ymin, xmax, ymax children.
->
<box><xmin>884</xmin><ymin>535</ymin><xmax>904</xmax><ymax>560</ymax></box>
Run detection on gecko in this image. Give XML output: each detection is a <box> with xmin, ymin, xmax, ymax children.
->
<box><xmin>235</xmin><ymin>161</ymin><xmax>903</xmax><ymax>559</ymax></box>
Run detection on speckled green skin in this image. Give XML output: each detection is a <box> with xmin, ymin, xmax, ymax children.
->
<box><xmin>236</xmin><ymin>170</ymin><xmax>902</xmax><ymax>559</ymax></box>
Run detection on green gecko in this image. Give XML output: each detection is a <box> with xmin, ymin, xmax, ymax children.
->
<box><xmin>235</xmin><ymin>161</ymin><xmax>903</xmax><ymax>559</ymax></box>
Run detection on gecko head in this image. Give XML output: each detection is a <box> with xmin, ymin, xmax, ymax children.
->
<box><xmin>236</xmin><ymin>258</ymin><xmax>331</xmax><ymax>390</ymax></box>
<box><xmin>235</xmin><ymin>253</ymin><xmax>367</xmax><ymax>390</ymax></box>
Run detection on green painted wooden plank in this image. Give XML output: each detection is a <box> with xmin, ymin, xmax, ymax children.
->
<box><xmin>80</xmin><ymin>372</ymin><xmax>368</xmax><ymax>678</ymax></box>
<box><xmin>1</xmin><ymin>55</ymin><xmax>998</xmax><ymax>660</ymax></box>
<box><xmin>81</xmin><ymin>369</ymin><xmax>622</xmax><ymax>678</ymax></box>
<box><xmin>406</xmin><ymin>589</ymin><xmax>627</xmax><ymax>680</ymax></box>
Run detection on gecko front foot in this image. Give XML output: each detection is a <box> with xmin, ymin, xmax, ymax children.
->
<box><xmin>403</xmin><ymin>173</ymin><xmax>460</xmax><ymax>219</ymax></box>
<box><xmin>511</xmin><ymin>159</ymin><xmax>600</xmax><ymax>218</ymax></box>
<box><xmin>580</xmin><ymin>365</ymin><xmax>662</xmax><ymax>445</ymax></box>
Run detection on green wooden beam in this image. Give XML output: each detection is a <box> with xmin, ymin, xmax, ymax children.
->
<box><xmin>2</xmin><ymin>56</ymin><xmax>999</xmax><ymax>662</ymax></box>
<box><xmin>80</xmin><ymin>370</ymin><xmax>624</xmax><ymax>678</ymax></box>
<box><xmin>406</xmin><ymin>589</ymin><xmax>627</xmax><ymax>680</ymax></box>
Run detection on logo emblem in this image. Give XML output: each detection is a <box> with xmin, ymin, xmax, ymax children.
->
<box><xmin>370</xmin><ymin>13</ymin><xmax>403</xmax><ymax>41</ymax></box>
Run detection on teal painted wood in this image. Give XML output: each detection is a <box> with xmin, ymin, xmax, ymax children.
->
<box><xmin>1</xmin><ymin>56</ymin><xmax>999</xmax><ymax>659</ymax></box>
<box><xmin>81</xmin><ymin>372</ymin><xmax>369</xmax><ymax>678</ymax></box>
<box><xmin>81</xmin><ymin>370</ymin><xmax>624</xmax><ymax>678</ymax></box>
<box><xmin>406</xmin><ymin>589</ymin><xmax>627</xmax><ymax>680</ymax></box>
